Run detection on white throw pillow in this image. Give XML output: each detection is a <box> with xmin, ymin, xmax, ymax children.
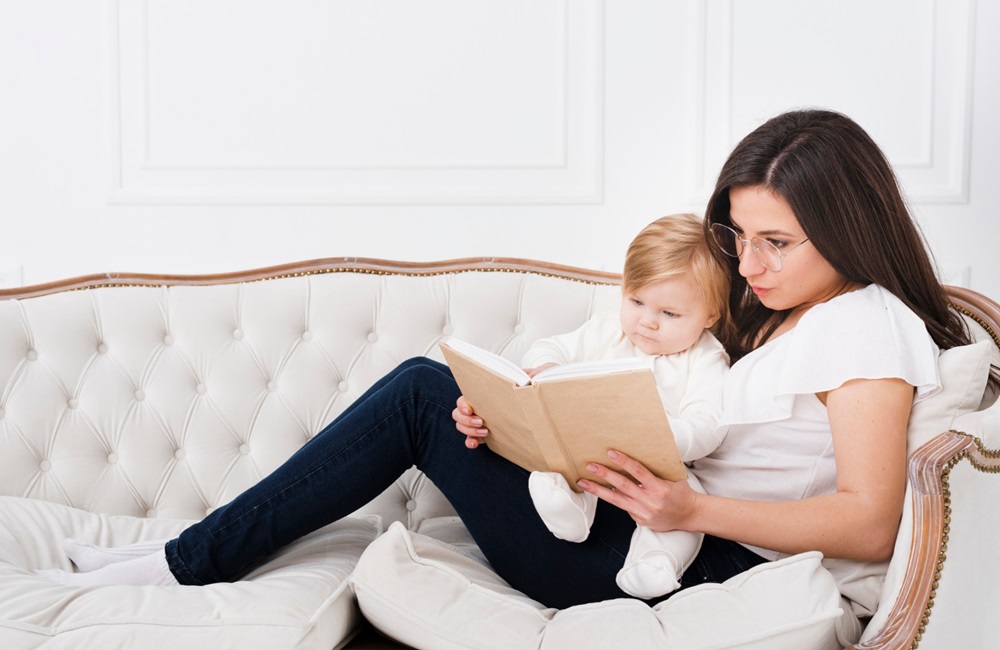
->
<box><xmin>0</xmin><ymin>497</ymin><xmax>380</xmax><ymax>650</ymax></box>
<box><xmin>352</xmin><ymin>520</ymin><xmax>848</xmax><ymax>650</ymax></box>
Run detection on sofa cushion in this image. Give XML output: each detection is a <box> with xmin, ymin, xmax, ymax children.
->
<box><xmin>352</xmin><ymin>520</ymin><xmax>849</xmax><ymax>650</ymax></box>
<box><xmin>0</xmin><ymin>496</ymin><xmax>380</xmax><ymax>650</ymax></box>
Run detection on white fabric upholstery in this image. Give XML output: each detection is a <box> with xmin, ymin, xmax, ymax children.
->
<box><xmin>0</xmin><ymin>272</ymin><xmax>618</xmax><ymax>521</ymax></box>
<box><xmin>0</xmin><ymin>268</ymin><xmax>620</xmax><ymax>649</ymax></box>
<box><xmin>352</xmin><ymin>521</ymin><xmax>849</xmax><ymax>650</ymax></box>
<box><xmin>0</xmin><ymin>496</ymin><xmax>379</xmax><ymax>649</ymax></box>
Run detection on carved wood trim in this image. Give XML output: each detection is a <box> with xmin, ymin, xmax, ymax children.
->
<box><xmin>0</xmin><ymin>257</ymin><xmax>623</xmax><ymax>301</ymax></box>
<box><xmin>850</xmin><ymin>433</ymin><xmax>1000</xmax><ymax>650</ymax></box>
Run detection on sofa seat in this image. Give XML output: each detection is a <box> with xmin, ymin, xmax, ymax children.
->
<box><xmin>0</xmin><ymin>496</ymin><xmax>380</xmax><ymax>649</ymax></box>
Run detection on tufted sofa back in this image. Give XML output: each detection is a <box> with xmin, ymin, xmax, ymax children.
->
<box><xmin>0</xmin><ymin>259</ymin><xmax>621</xmax><ymax>530</ymax></box>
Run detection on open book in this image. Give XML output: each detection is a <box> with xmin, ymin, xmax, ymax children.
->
<box><xmin>440</xmin><ymin>338</ymin><xmax>686</xmax><ymax>489</ymax></box>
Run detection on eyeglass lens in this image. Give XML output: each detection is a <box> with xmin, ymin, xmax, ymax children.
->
<box><xmin>711</xmin><ymin>224</ymin><xmax>784</xmax><ymax>272</ymax></box>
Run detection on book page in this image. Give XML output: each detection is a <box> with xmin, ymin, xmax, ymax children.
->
<box><xmin>531</xmin><ymin>356</ymin><xmax>651</xmax><ymax>382</ymax></box>
<box><xmin>441</xmin><ymin>338</ymin><xmax>531</xmax><ymax>386</ymax></box>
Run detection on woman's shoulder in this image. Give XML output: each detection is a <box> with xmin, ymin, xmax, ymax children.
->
<box><xmin>780</xmin><ymin>283</ymin><xmax>940</xmax><ymax>395</ymax></box>
<box><xmin>798</xmin><ymin>284</ymin><xmax>925</xmax><ymax>340</ymax></box>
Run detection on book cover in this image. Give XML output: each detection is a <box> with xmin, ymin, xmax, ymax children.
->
<box><xmin>440</xmin><ymin>339</ymin><xmax>687</xmax><ymax>489</ymax></box>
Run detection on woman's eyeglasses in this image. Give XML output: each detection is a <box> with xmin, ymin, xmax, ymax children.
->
<box><xmin>710</xmin><ymin>223</ymin><xmax>810</xmax><ymax>273</ymax></box>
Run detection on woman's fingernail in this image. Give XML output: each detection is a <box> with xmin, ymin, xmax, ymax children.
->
<box><xmin>577</xmin><ymin>480</ymin><xmax>590</xmax><ymax>490</ymax></box>
<box><xmin>586</xmin><ymin>464</ymin><xmax>598</xmax><ymax>473</ymax></box>
<box><xmin>607</xmin><ymin>450</ymin><xmax>619</xmax><ymax>460</ymax></box>
<box><xmin>472</xmin><ymin>418</ymin><xmax>482</xmax><ymax>426</ymax></box>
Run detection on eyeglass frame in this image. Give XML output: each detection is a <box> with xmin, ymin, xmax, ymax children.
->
<box><xmin>709</xmin><ymin>222</ymin><xmax>810</xmax><ymax>273</ymax></box>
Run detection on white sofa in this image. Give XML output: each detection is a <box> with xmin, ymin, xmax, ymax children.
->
<box><xmin>0</xmin><ymin>258</ymin><xmax>998</xmax><ymax>650</ymax></box>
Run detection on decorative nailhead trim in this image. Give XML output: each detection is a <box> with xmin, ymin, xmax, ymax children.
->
<box><xmin>912</xmin><ymin>434</ymin><xmax>1000</xmax><ymax>649</ymax></box>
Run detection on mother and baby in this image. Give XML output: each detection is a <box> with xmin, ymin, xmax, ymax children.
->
<box><xmin>38</xmin><ymin>109</ymin><xmax>997</xmax><ymax>616</ymax></box>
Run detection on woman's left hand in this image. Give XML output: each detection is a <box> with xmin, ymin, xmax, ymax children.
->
<box><xmin>578</xmin><ymin>450</ymin><xmax>699</xmax><ymax>532</ymax></box>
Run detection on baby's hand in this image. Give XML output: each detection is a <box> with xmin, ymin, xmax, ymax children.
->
<box><xmin>524</xmin><ymin>362</ymin><xmax>559</xmax><ymax>378</ymax></box>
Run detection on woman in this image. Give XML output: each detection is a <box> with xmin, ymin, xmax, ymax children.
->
<box><xmin>40</xmin><ymin>109</ymin><xmax>987</xmax><ymax>613</ymax></box>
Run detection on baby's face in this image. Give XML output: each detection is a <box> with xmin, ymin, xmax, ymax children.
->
<box><xmin>620</xmin><ymin>276</ymin><xmax>719</xmax><ymax>356</ymax></box>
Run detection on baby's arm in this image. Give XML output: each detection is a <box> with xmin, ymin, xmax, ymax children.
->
<box><xmin>520</xmin><ymin>312</ymin><xmax>621</xmax><ymax>369</ymax></box>
<box><xmin>665</xmin><ymin>340</ymin><xmax>730</xmax><ymax>462</ymax></box>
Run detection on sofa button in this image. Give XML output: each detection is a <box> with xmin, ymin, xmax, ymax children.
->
<box><xmin>442</xmin><ymin>325</ymin><xmax>454</xmax><ymax>337</ymax></box>
<box><xmin>196</xmin><ymin>383</ymin><xmax>207</xmax><ymax>395</ymax></box>
<box><xmin>338</xmin><ymin>381</ymin><xmax>349</xmax><ymax>393</ymax></box>
<box><xmin>145</xmin><ymin>509</ymin><xmax>157</xmax><ymax>518</ymax></box>
<box><xmin>266</xmin><ymin>381</ymin><xmax>277</xmax><ymax>393</ymax></box>
<box><xmin>301</xmin><ymin>331</ymin><xmax>313</xmax><ymax>342</ymax></box>
<box><xmin>367</xmin><ymin>332</ymin><xmax>379</xmax><ymax>344</ymax></box>
<box><xmin>107</xmin><ymin>452</ymin><xmax>119</xmax><ymax>464</ymax></box>
<box><xmin>39</xmin><ymin>460</ymin><xmax>52</xmax><ymax>472</ymax></box>
<box><xmin>97</xmin><ymin>343</ymin><xmax>108</xmax><ymax>354</ymax></box>
<box><xmin>26</xmin><ymin>349</ymin><xmax>38</xmax><ymax>361</ymax></box>
<box><xmin>134</xmin><ymin>390</ymin><xmax>145</xmax><ymax>401</ymax></box>
<box><xmin>233</xmin><ymin>329</ymin><xmax>244</xmax><ymax>341</ymax></box>
<box><xmin>174</xmin><ymin>448</ymin><xmax>186</xmax><ymax>460</ymax></box>
<box><xmin>67</xmin><ymin>398</ymin><xmax>79</xmax><ymax>409</ymax></box>
<box><xmin>405</xmin><ymin>499</ymin><xmax>417</xmax><ymax>512</ymax></box>
<box><xmin>513</xmin><ymin>323</ymin><xmax>525</xmax><ymax>335</ymax></box>
<box><xmin>239</xmin><ymin>443</ymin><xmax>250</xmax><ymax>455</ymax></box>
<box><xmin>163</xmin><ymin>334</ymin><xmax>175</xmax><ymax>346</ymax></box>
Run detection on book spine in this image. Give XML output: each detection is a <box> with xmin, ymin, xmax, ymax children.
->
<box><xmin>517</xmin><ymin>385</ymin><xmax>575</xmax><ymax>479</ymax></box>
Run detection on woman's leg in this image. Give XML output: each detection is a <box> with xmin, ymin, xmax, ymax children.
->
<box><xmin>163</xmin><ymin>357</ymin><xmax>637</xmax><ymax>608</ymax></box>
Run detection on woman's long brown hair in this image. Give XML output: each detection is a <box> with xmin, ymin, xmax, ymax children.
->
<box><xmin>703</xmin><ymin>109</ymin><xmax>997</xmax><ymax>389</ymax></box>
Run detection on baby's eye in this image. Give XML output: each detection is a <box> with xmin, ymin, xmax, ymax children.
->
<box><xmin>662</xmin><ymin>310</ymin><xmax>678</xmax><ymax>318</ymax></box>
<box><xmin>631</xmin><ymin>298</ymin><xmax>644</xmax><ymax>307</ymax></box>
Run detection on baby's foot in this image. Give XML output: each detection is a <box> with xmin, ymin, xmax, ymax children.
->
<box><xmin>528</xmin><ymin>471</ymin><xmax>597</xmax><ymax>543</ymax></box>
<box><xmin>62</xmin><ymin>538</ymin><xmax>169</xmax><ymax>572</ymax></box>
<box><xmin>34</xmin><ymin>550</ymin><xmax>179</xmax><ymax>587</ymax></box>
<box><xmin>615</xmin><ymin>548</ymin><xmax>682</xmax><ymax>599</ymax></box>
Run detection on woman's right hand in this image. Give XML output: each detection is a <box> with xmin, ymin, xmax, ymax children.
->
<box><xmin>453</xmin><ymin>396</ymin><xmax>489</xmax><ymax>448</ymax></box>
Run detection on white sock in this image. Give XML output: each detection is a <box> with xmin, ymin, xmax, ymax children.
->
<box><xmin>62</xmin><ymin>538</ymin><xmax>170</xmax><ymax>572</ymax></box>
<box><xmin>33</xmin><ymin>550</ymin><xmax>179</xmax><ymax>587</ymax></box>
<box><xmin>528</xmin><ymin>471</ymin><xmax>597</xmax><ymax>543</ymax></box>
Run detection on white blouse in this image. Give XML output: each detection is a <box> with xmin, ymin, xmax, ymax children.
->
<box><xmin>692</xmin><ymin>284</ymin><xmax>941</xmax><ymax>562</ymax></box>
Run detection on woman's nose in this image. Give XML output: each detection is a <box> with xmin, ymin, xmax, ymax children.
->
<box><xmin>738</xmin><ymin>247</ymin><xmax>765</xmax><ymax>277</ymax></box>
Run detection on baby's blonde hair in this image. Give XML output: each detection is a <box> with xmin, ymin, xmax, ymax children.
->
<box><xmin>623</xmin><ymin>213</ymin><xmax>731</xmax><ymax>333</ymax></box>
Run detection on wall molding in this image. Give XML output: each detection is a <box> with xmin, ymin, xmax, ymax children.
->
<box><xmin>108</xmin><ymin>0</ymin><xmax>605</xmax><ymax>204</ymax></box>
<box><xmin>689</xmin><ymin>0</ymin><xmax>975</xmax><ymax>205</ymax></box>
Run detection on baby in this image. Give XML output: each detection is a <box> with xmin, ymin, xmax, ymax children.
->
<box><xmin>523</xmin><ymin>213</ymin><xmax>730</xmax><ymax>599</ymax></box>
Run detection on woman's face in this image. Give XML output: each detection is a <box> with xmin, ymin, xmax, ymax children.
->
<box><xmin>727</xmin><ymin>185</ymin><xmax>856</xmax><ymax>315</ymax></box>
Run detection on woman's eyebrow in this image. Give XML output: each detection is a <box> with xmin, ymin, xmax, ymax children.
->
<box><xmin>730</xmin><ymin>218</ymin><xmax>798</xmax><ymax>238</ymax></box>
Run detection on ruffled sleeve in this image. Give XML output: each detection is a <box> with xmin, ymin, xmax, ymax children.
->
<box><xmin>721</xmin><ymin>285</ymin><xmax>941</xmax><ymax>426</ymax></box>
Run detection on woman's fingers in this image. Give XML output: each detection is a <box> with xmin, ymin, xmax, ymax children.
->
<box><xmin>604</xmin><ymin>449</ymin><xmax>657</xmax><ymax>486</ymax></box>
<box><xmin>453</xmin><ymin>397</ymin><xmax>488</xmax><ymax>448</ymax></box>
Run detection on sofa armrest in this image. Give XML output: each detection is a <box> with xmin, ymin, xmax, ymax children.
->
<box><xmin>852</xmin><ymin>431</ymin><xmax>1000</xmax><ymax>649</ymax></box>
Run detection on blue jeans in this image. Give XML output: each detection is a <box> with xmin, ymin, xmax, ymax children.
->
<box><xmin>165</xmin><ymin>357</ymin><xmax>766</xmax><ymax>608</ymax></box>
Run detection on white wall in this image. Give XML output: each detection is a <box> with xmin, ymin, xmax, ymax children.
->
<box><xmin>2</xmin><ymin>0</ymin><xmax>997</xmax><ymax>296</ymax></box>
